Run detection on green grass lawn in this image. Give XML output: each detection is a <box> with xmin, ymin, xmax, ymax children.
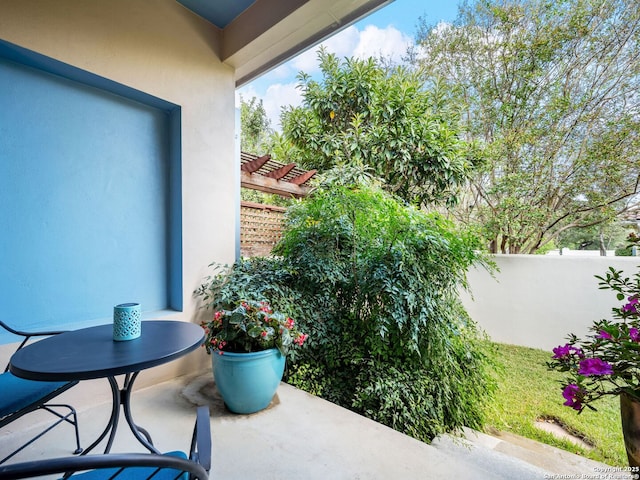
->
<box><xmin>483</xmin><ymin>342</ymin><xmax>627</xmax><ymax>467</ymax></box>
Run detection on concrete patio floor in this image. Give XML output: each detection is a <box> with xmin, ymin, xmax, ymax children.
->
<box><xmin>0</xmin><ymin>372</ymin><xmax>624</xmax><ymax>479</ymax></box>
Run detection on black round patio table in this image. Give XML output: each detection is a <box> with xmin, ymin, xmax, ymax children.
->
<box><xmin>9</xmin><ymin>320</ymin><xmax>204</xmax><ymax>455</ymax></box>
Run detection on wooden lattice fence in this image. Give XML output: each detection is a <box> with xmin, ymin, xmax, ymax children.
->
<box><xmin>240</xmin><ymin>201</ymin><xmax>286</xmax><ymax>257</ymax></box>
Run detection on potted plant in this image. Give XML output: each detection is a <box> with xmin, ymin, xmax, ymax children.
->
<box><xmin>548</xmin><ymin>234</ymin><xmax>640</xmax><ymax>466</ymax></box>
<box><xmin>199</xmin><ymin>298</ymin><xmax>308</xmax><ymax>414</ymax></box>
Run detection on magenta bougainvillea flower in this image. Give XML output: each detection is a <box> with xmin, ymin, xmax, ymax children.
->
<box><xmin>552</xmin><ymin>344</ymin><xmax>584</xmax><ymax>359</ymax></box>
<box><xmin>623</xmin><ymin>296</ymin><xmax>639</xmax><ymax>314</ymax></box>
<box><xmin>552</xmin><ymin>344</ymin><xmax>571</xmax><ymax>358</ymax></box>
<box><xmin>597</xmin><ymin>330</ymin><xmax>613</xmax><ymax>340</ymax></box>
<box><xmin>562</xmin><ymin>384</ymin><xmax>584</xmax><ymax>411</ymax></box>
<box><xmin>578</xmin><ymin>358</ymin><xmax>614</xmax><ymax>376</ymax></box>
<box><xmin>630</xmin><ymin>328</ymin><xmax>640</xmax><ymax>343</ymax></box>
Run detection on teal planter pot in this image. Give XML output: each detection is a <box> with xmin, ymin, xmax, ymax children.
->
<box><xmin>212</xmin><ymin>348</ymin><xmax>285</xmax><ymax>414</ymax></box>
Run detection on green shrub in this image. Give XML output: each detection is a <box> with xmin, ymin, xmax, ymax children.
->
<box><xmin>194</xmin><ymin>257</ymin><xmax>298</xmax><ymax>312</ymax></box>
<box><xmin>615</xmin><ymin>246</ymin><xmax>633</xmax><ymax>256</ymax></box>
<box><xmin>275</xmin><ymin>183</ymin><xmax>496</xmax><ymax>441</ymax></box>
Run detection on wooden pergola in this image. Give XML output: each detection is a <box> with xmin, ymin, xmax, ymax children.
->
<box><xmin>240</xmin><ymin>151</ymin><xmax>316</xmax><ymax>198</ymax></box>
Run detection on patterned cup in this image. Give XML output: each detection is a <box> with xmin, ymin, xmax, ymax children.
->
<box><xmin>113</xmin><ymin>303</ymin><xmax>141</xmax><ymax>341</ymax></box>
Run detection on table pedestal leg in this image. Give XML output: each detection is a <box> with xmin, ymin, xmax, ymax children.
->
<box><xmin>121</xmin><ymin>372</ymin><xmax>160</xmax><ymax>454</ymax></box>
<box><xmin>80</xmin><ymin>373</ymin><xmax>159</xmax><ymax>455</ymax></box>
<box><xmin>80</xmin><ymin>376</ymin><xmax>120</xmax><ymax>455</ymax></box>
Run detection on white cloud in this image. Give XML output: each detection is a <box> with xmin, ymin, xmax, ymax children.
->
<box><xmin>291</xmin><ymin>24</ymin><xmax>412</xmax><ymax>74</ymax></box>
<box><xmin>353</xmin><ymin>25</ymin><xmax>413</xmax><ymax>63</ymax></box>
<box><xmin>236</xmin><ymin>82</ymin><xmax>302</xmax><ymax>131</ymax></box>
<box><xmin>292</xmin><ymin>26</ymin><xmax>361</xmax><ymax>73</ymax></box>
<box><xmin>263</xmin><ymin>82</ymin><xmax>303</xmax><ymax>130</ymax></box>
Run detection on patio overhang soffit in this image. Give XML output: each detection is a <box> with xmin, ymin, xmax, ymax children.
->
<box><xmin>176</xmin><ymin>0</ymin><xmax>393</xmax><ymax>87</ymax></box>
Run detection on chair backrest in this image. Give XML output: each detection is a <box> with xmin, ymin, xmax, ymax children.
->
<box><xmin>0</xmin><ymin>321</ymin><xmax>69</xmax><ymax>371</ymax></box>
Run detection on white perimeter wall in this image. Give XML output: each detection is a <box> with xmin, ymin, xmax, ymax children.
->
<box><xmin>461</xmin><ymin>255</ymin><xmax>640</xmax><ymax>352</ymax></box>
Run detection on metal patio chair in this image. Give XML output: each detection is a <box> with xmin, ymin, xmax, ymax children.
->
<box><xmin>0</xmin><ymin>320</ymin><xmax>82</xmax><ymax>464</ymax></box>
<box><xmin>0</xmin><ymin>405</ymin><xmax>212</xmax><ymax>480</ymax></box>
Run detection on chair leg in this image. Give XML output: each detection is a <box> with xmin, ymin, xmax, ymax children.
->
<box><xmin>0</xmin><ymin>404</ymin><xmax>82</xmax><ymax>464</ymax></box>
<box><xmin>42</xmin><ymin>404</ymin><xmax>83</xmax><ymax>454</ymax></box>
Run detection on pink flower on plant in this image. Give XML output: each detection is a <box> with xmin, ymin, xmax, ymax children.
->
<box><xmin>294</xmin><ymin>333</ymin><xmax>308</xmax><ymax>346</ymax></box>
<box><xmin>285</xmin><ymin>317</ymin><xmax>295</xmax><ymax>329</ymax></box>
<box><xmin>212</xmin><ymin>310</ymin><xmax>224</xmax><ymax>326</ymax></box>
<box><xmin>597</xmin><ymin>330</ymin><xmax>613</xmax><ymax>340</ymax></box>
<box><xmin>623</xmin><ymin>297</ymin><xmax>639</xmax><ymax>315</ymax></box>
<box><xmin>562</xmin><ymin>383</ymin><xmax>584</xmax><ymax>411</ymax></box>
<box><xmin>259</xmin><ymin>301</ymin><xmax>273</xmax><ymax>314</ymax></box>
<box><xmin>578</xmin><ymin>358</ymin><xmax>614</xmax><ymax>376</ymax></box>
<box><xmin>552</xmin><ymin>344</ymin><xmax>571</xmax><ymax>358</ymax></box>
<box><xmin>630</xmin><ymin>328</ymin><xmax>640</xmax><ymax>343</ymax></box>
<box><xmin>552</xmin><ymin>344</ymin><xmax>584</xmax><ymax>359</ymax></box>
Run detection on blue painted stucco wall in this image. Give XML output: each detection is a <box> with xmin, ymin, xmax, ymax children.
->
<box><xmin>0</xmin><ymin>2</ymin><xmax>238</xmax><ymax>377</ymax></box>
<box><xmin>0</xmin><ymin>47</ymin><xmax>182</xmax><ymax>332</ymax></box>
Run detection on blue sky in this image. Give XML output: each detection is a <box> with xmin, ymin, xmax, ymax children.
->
<box><xmin>237</xmin><ymin>0</ymin><xmax>461</xmax><ymax>129</ymax></box>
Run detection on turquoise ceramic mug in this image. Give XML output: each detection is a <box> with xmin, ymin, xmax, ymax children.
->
<box><xmin>113</xmin><ymin>303</ymin><xmax>141</xmax><ymax>341</ymax></box>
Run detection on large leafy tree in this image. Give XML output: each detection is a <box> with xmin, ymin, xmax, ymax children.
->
<box><xmin>418</xmin><ymin>0</ymin><xmax>640</xmax><ymax>253</ymax></box>
<box><xmin>239</xmin><ymin>95</ymin><xmax>273</xmax><ymax>155</ymax></box>
<box><xmin>281</xmin><ymin>49</ymin><xmax>475</xmax><ymax>206</ymax></box>
<box><xmin>238</xmin><ymin>95</ymin><xmax>297</xmax><ymax>163</ymax></box>
<box><xmin>557</xmin><ymin>222</ymin><xmax>633</xmax><ymax>253</ymax></box>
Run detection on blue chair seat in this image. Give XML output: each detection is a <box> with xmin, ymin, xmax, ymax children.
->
<box><xmin>0</xmin><ymin>373</ymin><xmax>70</xmax><ymax>418</ymax></box>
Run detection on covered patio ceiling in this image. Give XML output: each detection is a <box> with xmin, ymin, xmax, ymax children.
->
<box><xmin>176</xmin><ymin>0</ymin><xmax>394</xmax><ymax>86</ymax></box>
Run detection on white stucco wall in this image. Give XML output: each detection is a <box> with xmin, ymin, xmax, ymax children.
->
<box><xmin>0</xmin><ymin>0</ymin><xmax>237</xmax><ymax>379</ymax></box>
<box><xmin>461</xmin><ymin>255</ymin><xmax>640</xmax><ymax>352</ymax></box>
